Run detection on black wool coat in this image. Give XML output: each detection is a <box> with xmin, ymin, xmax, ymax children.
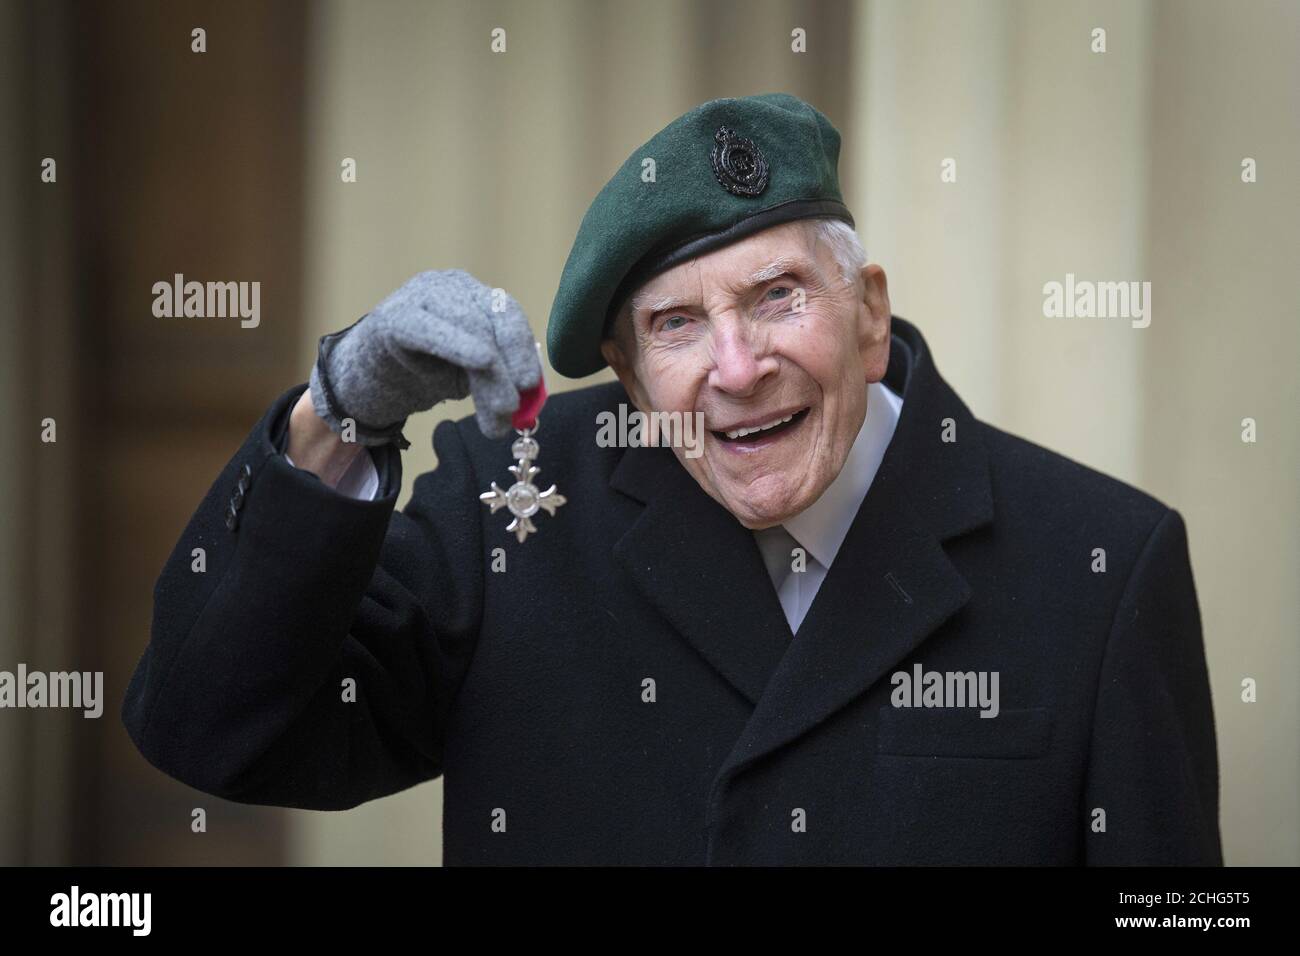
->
<box><xmin>122</xmin><ymin>317</ymin><xmax>1223</xmax><ymax>865</ymax></box>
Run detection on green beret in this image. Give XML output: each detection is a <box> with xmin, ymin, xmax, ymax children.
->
<box><xmin>546</xmin><ymin>92</ymin><xmax>855</xmax><ymax>378</ymax></box>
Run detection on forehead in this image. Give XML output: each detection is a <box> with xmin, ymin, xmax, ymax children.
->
<box><xmin>628</xmin><ymin>220</ymin><xmax>820</xmax><ymax>309</ymax></box>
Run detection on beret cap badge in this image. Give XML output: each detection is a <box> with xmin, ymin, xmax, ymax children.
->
<box><xmin>710</xmin><ymin>126</ymin><xmax>769</xmax><ymax>197</ymax></box>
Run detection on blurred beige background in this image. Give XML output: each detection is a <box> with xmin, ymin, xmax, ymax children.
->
<box><xmin>2</xmin><ymin>0</ymin><xmax>1296</xmax><ymax>866</ymax></box>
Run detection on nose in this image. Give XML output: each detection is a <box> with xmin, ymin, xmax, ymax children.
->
<box><xmin>707</xmin><ymin>316</ymin><xmax>777</xmax><ymax>396</ymax></box>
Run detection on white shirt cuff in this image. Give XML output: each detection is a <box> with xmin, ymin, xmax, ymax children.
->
<box><xmin>283</xmin><ymin>447</ymin><xmax>380</xmax><ymax>501</ymax></box>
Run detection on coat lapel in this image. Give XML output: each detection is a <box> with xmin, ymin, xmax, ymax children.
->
<box><xmin>606</xmin><ymin>317</ymin><xmax>995</xmax><ymax>779</ymax></box>
<box><xmin>713</xmin><ymin>318</ymin><xmax>996</xmax><ymax>783</ymax></box>
<box><xmin>610</xmin><ymin>441</ymin><xmax>792</xmax><ymax>706</ymax></box>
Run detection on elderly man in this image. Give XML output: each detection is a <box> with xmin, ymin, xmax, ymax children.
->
<box><xmin>122</xmin><ymin>94</ymin><xmax>1221</xmax><ymax>866</ymax></box>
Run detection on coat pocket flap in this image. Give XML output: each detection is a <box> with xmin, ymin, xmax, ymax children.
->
<box><xmin>876</xmin><ymin>706</ymin><xmax>1052</xmax><ymax>759</ymax></box>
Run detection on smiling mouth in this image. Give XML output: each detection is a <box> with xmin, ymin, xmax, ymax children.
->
<box><xmin>712</xmin><ymin>407</ymin><xmax>811</xmax><ymax>445</ymax></box>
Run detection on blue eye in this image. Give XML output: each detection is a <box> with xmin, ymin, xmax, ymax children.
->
<box><xmin>767</xmin><ymin>286</ymin><xmax>791</xmax><ymax>300</ymax></box>
<box><xmin>662</xmin><ymin>315</ymin><xmax>689</xmax><ymax>331</ymax></box>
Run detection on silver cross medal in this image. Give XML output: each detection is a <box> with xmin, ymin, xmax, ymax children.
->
<box><xmin>480</xmin><ymin>420</ymin><xmax>566</xmax><ymax>543</ymax></box>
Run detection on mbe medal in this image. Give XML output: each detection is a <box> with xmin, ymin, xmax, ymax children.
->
<box><xmin>480</xmin><ymin>418</ymin><xmax>566</xmax><ymax>543</ymax></box>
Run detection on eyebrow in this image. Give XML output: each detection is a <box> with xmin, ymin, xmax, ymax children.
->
<box><xmin>629</xmin><ymin>256</ymin><xmax>814</xmax><ymax>319</ymax></box>
<box><xmin>629</xmin><ymin>290</ymin><xmax>689</xmax><ymax>315</ymax></box>
<box><xmin>746</xmin><ymin>256</ymin><xmax>804</xmax><ymax>285</ymax></box>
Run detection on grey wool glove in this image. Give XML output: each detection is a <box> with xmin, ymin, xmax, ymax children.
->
<box><xmin>308</xmin><ymin>269</ymin><xmax>544</xmax><ymax>446</ymax></box>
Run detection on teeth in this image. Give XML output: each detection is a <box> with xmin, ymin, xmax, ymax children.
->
<box><xmin>725</xmin><ymin>412</ymin><xmax>794</xmax><ymax>440</ymax></box>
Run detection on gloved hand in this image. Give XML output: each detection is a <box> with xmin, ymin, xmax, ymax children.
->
<box><xmin>308</xmin><ymin>269</ymin><xmax>543</xmax><ymax>445</ymax></box>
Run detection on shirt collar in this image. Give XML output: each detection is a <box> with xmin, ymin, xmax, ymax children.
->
<box><xmin>781</xmin><ymin>379</ymin><xmax>903</xmax><ymax>568</ymax></box>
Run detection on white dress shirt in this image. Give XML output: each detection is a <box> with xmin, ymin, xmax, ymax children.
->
<box><xmin>752</xmin><ymin>380</ymin><xmax>903</xmax><ymax>634</ymax></box>
<box><xmin>283</xmin><ymin>444</ymin><xmax>380</xmax><ymax>499</ymax></box>
<box><xmin>287</xmin><ymin>379</ymin><xmax>903</xmax><ymax>636</ymax></box>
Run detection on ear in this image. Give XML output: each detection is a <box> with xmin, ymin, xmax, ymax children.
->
<box><xmin>857</xmin><ymin>263</ymin><xmax>892</xmax><ymax>383</ymax></box>
<box><xmin>599</xmin><ymin>337</ymin><xmax>652</xmax><ymax>414</ymax></box>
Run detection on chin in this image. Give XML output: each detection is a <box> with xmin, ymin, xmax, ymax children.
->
<box><xmin>719</xmin><ymin>485</ymin><xmax>815</xmax><ymax>529</ymax></box>
<box><xmin>729</xmin><ymin>510</ymin><xmax>784</xmax><ymax>531</ymax></box>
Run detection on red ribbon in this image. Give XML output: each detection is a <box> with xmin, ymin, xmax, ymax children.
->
<box><xmin>512</xmin><ymin>381</ymin><xmax>547</xmax><ymax>431</ymax></box>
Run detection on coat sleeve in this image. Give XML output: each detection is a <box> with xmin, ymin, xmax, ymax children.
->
<box><xmin>121</xmin><ymin>383</ymin><xmax>485</xmax><ymax>810</ymax></box>
<box><xmin>1083</xmin><ymin>507</ymin><xmax>1223</xmax><ymax>864</ymax></box>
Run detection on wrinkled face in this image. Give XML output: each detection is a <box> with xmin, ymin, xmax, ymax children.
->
<box><xmin>600</xmin><ymin>220</ymin><xmax>892</xmax><ymax>529</ymax></box>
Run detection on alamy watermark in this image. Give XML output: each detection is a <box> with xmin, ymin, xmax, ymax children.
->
<box><xmin>0</xmin><ymin>664</ymin><xmax>103</xmax><ymax>718</ymax></box>
<box><xmin>596</xmin><ymin>404</ymin><xmax>705</xmax><ymax>459</ymax></box>
<box><xmin>152</xmin><ymin>273</ymin><xmax>260</xmax><ymax>328</ymax></box>
<box><xmin>1042</xmin><ymin>272</ymin><xmax>1151</xmax><ymax>328</ymax></box>
<box><xmin>890</xmin><ymin>663</ymin><xmax>1000</xmax><ymax>718</ymax></box>
<box><xmin>50</xmin><ymin>886</ymin><xmax>151</xmax><ymax>936</ymax></box>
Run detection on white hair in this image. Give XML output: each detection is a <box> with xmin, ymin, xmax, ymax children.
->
<box><xmin>807</xmin><ymin>217</ymin><xmax>867</xmax><ymax>290</ymax></box>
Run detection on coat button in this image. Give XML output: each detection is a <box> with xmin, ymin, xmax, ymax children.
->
<box><xmin>226</xmin><ymin>463</ymin><xmax>253</xmax><ymax>531</ymax></box>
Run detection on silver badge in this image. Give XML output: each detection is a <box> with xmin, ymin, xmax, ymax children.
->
<box><xmin>480</xmin><ymin>419</ymin><xmax>566</xmax><ymax>543</ymax></box>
